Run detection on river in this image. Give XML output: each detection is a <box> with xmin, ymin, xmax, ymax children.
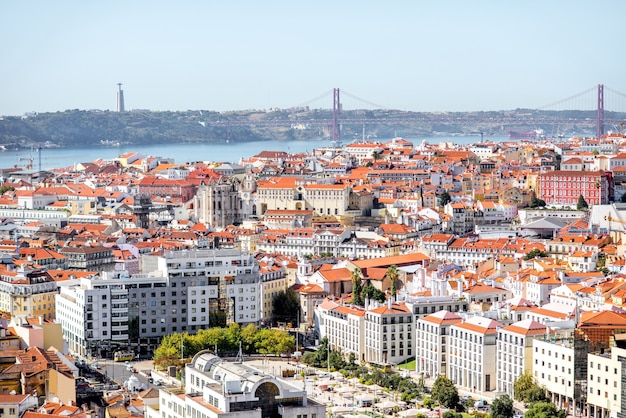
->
<box><xmin>1</xmin><ymin>135</ymin><xmax>512</xmax><ymax>171</ymax></box>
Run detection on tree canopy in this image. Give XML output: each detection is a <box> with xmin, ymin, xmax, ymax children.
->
<box><xmin>513</xmin><ymin>372</ymin><xmax>549</xmax><ymax>404</ymax></box>
<box><xmin>576</xmin><ymin>194</ymin><xmax>588</xmax><ymax>210</ymax></box>
<box><xmin>431</xmin><ymin>375</ymin><xmax>459</xmax><ymax>409</ymax></box>
<box><xmin>529</xmin><ymin>191</ymin><xmax>546</xmax><ymax>208</ymax></box>
<box><xmin>523</xmin><ymin>248</ymin><xmax>550</xmax><ymax>260</ymax></box>
<box><xmin>525</xmin><ymin>402</ymin><xmax>566</xmax><ymax>418</ymax></box>
<box><xmin>387</xmin><ymin>265</ymin><xmax>399</xmax><ymax>297</ymax></box>
<box><xmin>351</xmin><ymin>268</ymin><xmax>364</xmax><ymax>306</ymax></box>
<box><xmin>362</xmin><ymin>284</ymin><xmax>386</xmax><ymax>303</ymax></box>
<box><xmin>439</xmin><ymin>191</ymin><xmax>452</xmax><ymax>207</ymax></box>
<box><xmin>153</xmin><ymin>324</ymin><xmax>295</xmax><ymax>369</ymax></box>
<box><xmin>490</xmin><ymin>394</ymin><xmax>514</xmax><ymax>418</ymax></box>
<box><xmin>272</xmin><ymin>288</ymin><xmax>300</xmax><ymax>326</ymax></box>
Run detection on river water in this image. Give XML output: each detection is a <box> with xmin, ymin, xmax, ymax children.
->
<box><xmin>1</xmin><ymin>135</ymin><xmax>510</xmax><ymax>171</ymax></box>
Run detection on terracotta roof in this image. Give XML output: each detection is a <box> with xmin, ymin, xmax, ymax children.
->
<box><xmin>421</xmin><ymin>310</ymin><xmax>463</xmax><ymax>325</ymax></box>
<box><xmin>501</xmin><ymin>319</ymin><xmax>547</xmax><ymax>336</ymax></box>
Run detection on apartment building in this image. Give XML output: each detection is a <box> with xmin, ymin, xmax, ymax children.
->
<box><xmin>56</xmin><ymin>249</ymin><xmax>263</xmax><ymax>357</ymax></box>
<box><xmin>496</xmin><ymin>319</ymin><xmax>547</xmax><ymax>397</ymax></box>
<box><xmin>416</xmin><ymin>310</ymin><xmax>462</xmax><ymax>378</ymax></box>
<box><xmin>59</xmin><ymin>245</ymin><xmax>115</xmax><ymax>272</ymax></box>
<box><xmin>365</xmin><ymin>300</ymin><xmax>414</xmax><ymax>365</ymax></box>
<box><xmin>0</xmin><ymin>262</ymin><xmax>58</xmax><ymax>321</ymax></box>
<box><xmin>532</xmin><ymin>336</ymin><xmax>577</xmax><ymax>414</ymax></box>
<box><xmin>316</xmin><ymin>298</ymin><xmax>414</xmax><ymax>365</ymax></box>
<box><xmin>587</xmin><ymin>342</ymin><xmax>625</xmax><ymax>418</ymax></box>
<box><xmin>448</xmin><ymin>316</ymin><xmax>502</xmax><ymax>392</ymax></box>
<box><xmin>56</xmin><ymin>274</ymin><xmax>133</xmax><ymax>357</ymax></box>
<box><xmin>316</xmin><ymin>300</ymin><xmax>366</xmax><ymax>361</ymax></box>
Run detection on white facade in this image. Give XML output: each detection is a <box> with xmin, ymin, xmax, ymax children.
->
<box><xmin>316</xmin><ymin>300</ymin><xmax>366</xmax><ymax>362</ymax></box>
<box><xmin>532</xmin><ymin>337</ymin><xmax>576</xmax><ymax>414</ymax></box>
<box><xmin>364</xmin><ymin>301</ymin><xmax>414</xmax><ymax>365</ymax></box>
<box><xmin>56</xmin><ymin>249</ymin><xmax>264</xmax><ymax>357</ymax></box>
<box><xmin>448</xmin><ymin>316</ymin><xmax>502</xmax><ymax>392</ymax></box>
<box><xmin>145</xmin><ymin>352</ymin><xmax>325</xmax><ymax>418</ymax></box>
<box><xmin>587</xmin><ymin>346</ymin><xmax>624</xmax><ymax>418</ymax></box>
<box><xmin>151</xmin><ymin>249</ymin><xmax>262</xmax><ymax>325</ymax></box>
<box><xmin>496</xmin><ymin>319</ymin><xmax>546</xmax><ymax>397</ymax></box>
<box><xmin>416</xmin><ymin>310</ymin><xmax>462</xmax><ymax>378</ymax></box>
<box><xmin>56</xmin><ymin>274</ymin><xmax>134</xmax><ymax>356</ymax></box>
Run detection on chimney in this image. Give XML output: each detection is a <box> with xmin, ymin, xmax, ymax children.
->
<box><xmin>387</xmin><ymin>297</ymin><xmax>392</xmax><ymax>309</ymax></box>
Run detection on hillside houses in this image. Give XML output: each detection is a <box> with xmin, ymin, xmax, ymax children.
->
<box><xmin>4</xmin><ymin>133</ymin><xmax>626</xmax><ymax>415</ymax></box>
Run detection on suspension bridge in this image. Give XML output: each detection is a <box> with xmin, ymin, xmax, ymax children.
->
<box><xmin>205</xmin><ymin>84</ymin><xmax>626</xmax><ymax>145</ymax></box>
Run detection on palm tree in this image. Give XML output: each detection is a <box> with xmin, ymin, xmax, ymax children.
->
<box><xmin>386</xmin><ymin>265</ymin><xmax>400</xmax><ymax>298</ymax></box>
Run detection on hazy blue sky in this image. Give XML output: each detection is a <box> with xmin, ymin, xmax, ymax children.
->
<box><xmin>2</xmin><ymin>1</ymin><xmax>624</xmax><ymax>115</ymax></box>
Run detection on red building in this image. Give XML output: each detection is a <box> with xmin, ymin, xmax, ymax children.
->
<box><xmin>136</xmin><ymin>176</ymin><xmax>196</xmax><ymax>202</ymax></box>
<box><xmin>538</xmin><ymin>170</ymin><xmax>611</xmax><ymax>206</ymax></box>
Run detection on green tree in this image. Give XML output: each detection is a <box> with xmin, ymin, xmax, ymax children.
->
<box><xmin>362</xmin><ymin>285</ymin><xmax>386</xmax><ymax>303</ymax></box>
<box><xmin>386</xmin><ymin>265</ymin><xmax>400</xmax><ymax>297</ymax></box>
<box><xmin>439</xmin><ymin>191</ymin><xmax>452</xmax><ymax>207</ymax></box>
<box><xmin>240</xmin><ymin>324</ymin><xmax>260</xmax><ymax>353</ymax></box>
<box><xmin>351</xmin><ymin>268</ymin><xmax>364</xmax><ymax>306</ymax></box>
<box><xmin>523</xmin><ymin>248</ymin><xmax>550</xmax><ymax>260</ymax></box>
<box><xmin>490</xmin><ymin>394</ymin><xmax>514</xmax><ymax>418</ymax></box>
<box><xmin>272</xmin><ymin>288</ymin><xmax>300</xmax><ymax>326</ymax></box>
<box><xmin>525</xmin><ymin>402</ymin><xmax>566</xmax><ymax>418</ymax></box>
<box><xmin>255</xmin><ymin>328</ymin><xmax>295</xmax><ymax>355</ymax></box>
<box><xmin>529</xmin><ymin>191</ymin><xmax>546</xmax><ymax>208</ymax></box>
<box><xmin>513</xmin><ymin>372</ymin><xmax>548</xmax><ymax>404</ymax></box>
<box><xmin>0</xmin><ymin>185</ymin><xmax>15</xmax><ymax>195</ymax></box>
<box><xmin>576</xmin><ymin>194</ymin><xmax>588</xmax><ymax>210</ymax></box>
<box><xmin>431</xmin><ymin>375</ymin><xmax>459</xmax><ymax>409</ymax></box>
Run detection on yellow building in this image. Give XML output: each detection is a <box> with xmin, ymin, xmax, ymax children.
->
<box><xmin>0</xmin><ymin>262</ymin><xmax>58</xmax><ymax>321</ymax></box>
<box><xmin>259</xmin><ymin>259</ymin><xmax>288</xmax><ymax>324</ymax></box>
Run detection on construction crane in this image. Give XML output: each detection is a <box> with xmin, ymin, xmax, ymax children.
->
<box><xmin>18</xmin><ymin>156</ymin><xmax>33</xmax><ymax>170</ymax></box>
<box><xmin>603</xmin><ymin>215</ymin><xmax>626</xmax><ymax>237</ymax></box>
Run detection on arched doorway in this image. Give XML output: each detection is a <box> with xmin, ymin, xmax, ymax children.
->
<box><xmin>255</xmin><ymin>382</ymin><xmax>281</xmax><ymax>418</ymax></box>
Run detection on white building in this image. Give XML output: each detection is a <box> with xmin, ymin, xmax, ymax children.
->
<box><xmin>56</xmin><ymin>249</ymin><xmax>263</xmax><ymax>357</ymax></box>
<box><xmin>316</xmin><ymin>298</ymin><xmax>414</xmax><ymax>365</ymax></box>
<box><xmin>587</xmin><ymin>343</ymin><xmax>625</xmax><ymax>418</ymax></box>
<box><xmin>364</xmin><ymin>300</ymin><xmax>414</xmax><ymax>365</ymax></box>
<box><xmin>416</xmin><ymin>310</ymin><xmax>462</xmax><ymax>378</ymax></box>
<box><xmin>144</xmin><ymin>352</ymin><xmax>325</xmax><ymax>418</ymax></box>
<box><xmin>532</xmin><ymin>336</ymin><xmax>577</xmax><ymax>414</ymax></box>
<box><xmin>448</xmin><ymin>316</ymin><xmax>502</xmax><ymax>392</ymax></box>
<box><xmin>316</xmin><ymin>300</ymin><xmax>366</xmax><ymax>362</ymax></box>
<box><xmin>496</xmin><ymin>319</ymin><xmax>546</xmax><ymax>397</ymax></box>
<box><xmin>56</xmin><ymin>273</ymin><xmax>132</xmax><ymax>357</ymax></box>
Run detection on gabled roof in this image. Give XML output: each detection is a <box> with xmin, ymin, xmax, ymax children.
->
<box><xmin>421</xmin><ymin>310</ymin><xmax>463</xmax><ymax>325</ymax></box>
<box><xmin>501</xmin><ymin>319</ymin><xmax>546</xmax><ymax>336</ymax></box>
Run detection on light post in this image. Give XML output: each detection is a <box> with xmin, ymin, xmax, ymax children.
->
<box><xmin>327</xmin><ymin>343</ymin><xmax>330</xmax><ymax>374</ymax></box>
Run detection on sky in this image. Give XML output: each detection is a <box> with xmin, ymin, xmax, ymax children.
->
<box><xmin>1</xmin><ymin>1</ymin><xmax>625</xmax><ymax>116</ymax></box>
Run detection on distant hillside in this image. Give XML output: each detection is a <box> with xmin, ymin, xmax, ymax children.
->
<box><xmin>0</xmin><ymin>107</ymin><xmax>616</xmax><ymax>149</ymax></box>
